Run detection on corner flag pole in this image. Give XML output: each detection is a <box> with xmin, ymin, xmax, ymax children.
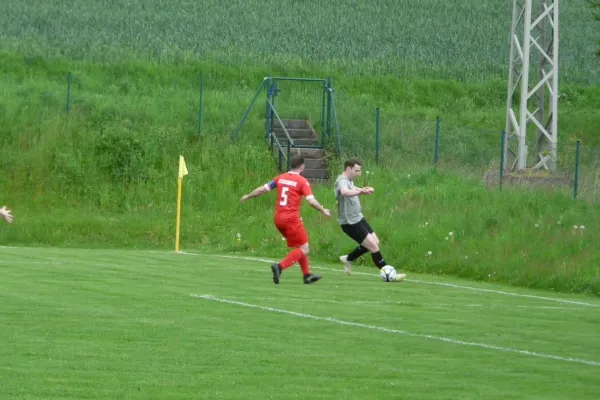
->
<box><xmin>175</xmin><ymin>155</ymin><xmax>188</xmax><ymax>253</ymax></box>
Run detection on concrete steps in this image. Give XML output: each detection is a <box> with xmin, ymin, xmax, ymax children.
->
<box><xmin>268</xmin><ymin>119</ymin><xmax>329</xmax><ymax>183</ymax></box>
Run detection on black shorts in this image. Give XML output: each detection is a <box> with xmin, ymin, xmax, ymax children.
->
<box><xmin>341</xmin><ymin>218</ymin><xmax>374</xmax><ymax>244</ymax></box>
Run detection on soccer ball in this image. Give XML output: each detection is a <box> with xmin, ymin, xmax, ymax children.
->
<box><xmin>380</xmin><ymin>265</ymin><xmax>397</xmax><ymax>282</ymax></box>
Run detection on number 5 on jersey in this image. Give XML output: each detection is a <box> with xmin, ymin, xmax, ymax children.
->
<box><xmin>279</xmin><ymin>186</ymin><xmax>289</xmax><ymax>206</ymax></box>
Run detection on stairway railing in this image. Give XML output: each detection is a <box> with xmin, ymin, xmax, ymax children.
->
<box><xmin>230</xmin><ymin>76</ymin><xmax>343</xmax><ymax>173</ymax></box>
<box><xmin>268</xmin><ymin>130</ymin><xmax>291</xmax><ymax>171</ymax></box>
<box><xmin>266</xmin><ymin>100</ymin><xmax>294</xmax><ymax>147</ymax></box>
<box><xmin>326</xmin><ymin>84</ymin><xmax>343</xmax><ymax>154</ymax></box>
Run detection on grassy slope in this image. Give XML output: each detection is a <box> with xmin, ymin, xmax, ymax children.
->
<box><xmin>0</xmin><ymin>1</ymin><xmax>599</xmax><ymax>295</ymax></box>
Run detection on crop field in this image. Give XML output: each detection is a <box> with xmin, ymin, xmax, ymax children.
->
<box><xmin>1</xmin><ymin>0</ymin><xmax>599</xmax><ymax>84</ymax></box>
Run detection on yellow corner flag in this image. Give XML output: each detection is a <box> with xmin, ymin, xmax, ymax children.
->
<box><xmin>178</xmin><ymin>155</ymin><xmax>188</xmax><ymax>179</ymax></box>
<box><xmin>175</xmin><ymin>155</ymin><xmax>188</xmax><ymax>253</ymax></box>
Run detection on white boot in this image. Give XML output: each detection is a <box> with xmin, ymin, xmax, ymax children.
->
<box><xmin>339</xmin><ymin>255</ymin><xmax>352</xmax><ymax>276</ymax></box>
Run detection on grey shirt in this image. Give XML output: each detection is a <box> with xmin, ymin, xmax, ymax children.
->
<box><xmin>334</xmin><ymin>175</ymin><xmax>363</xmax><ymax>225</ymax></box>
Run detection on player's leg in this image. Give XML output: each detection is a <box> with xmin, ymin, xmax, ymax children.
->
<box><xmin>356</xmin><ymin>219</ymin><xmax>385</xmax><ymax>269</ymax></box>
<box><xmin>297</xmin><ymin>242</ymin><xmax>310</xmax><ymax>275</ymax></box>
<box><xmin>361</xmin><ymin>219</ymin><xmax>406</xmax><ymax>281</ymax></box>
<box><xmin>297</xmin><ymin>242</ymin><xmax>321</xmax><ymax>284</ymax></box>
<box><xmin>272</xmin><ymin>221</ymin><xmax>321</xmax><ymax>284</ymax></box>
<box><xmin>339</xmin><ymin>222</ymin><xmax>371</xmax><ymax>275</ymax></box>
<box><xmin>292</xmin><ymin>224</ymin><xmax>321</xmax><ymax>284</ymax></box>
<box><xmin>272</xmin><ymin>246</ymin><xmax>303</xmax><ymax>284</ymax></box>
<box><xmin>271</xmin><ymin>222</ymin><xmax>304</xmax><ymax>284</ymax></box>
<box><xmin>362</xmin><ymin>219</ymin><xmax>379</xmax><ymax>247</ymax></box>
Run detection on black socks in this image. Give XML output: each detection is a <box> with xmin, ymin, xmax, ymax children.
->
<box><xmin>371</xmin><ymin>251</ymin><xmax>387</xmax><ymax>269</ymax></box>
<box><xmin>347</xmin><ymin>245</ymin><xmax>369</xmax><ymax>262</ymax></box>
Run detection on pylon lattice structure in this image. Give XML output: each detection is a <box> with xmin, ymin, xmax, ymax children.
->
<box><xmin>505</xmin><ymin>0</ymin><xmax>560</xmax><ymax>171</ymax></box>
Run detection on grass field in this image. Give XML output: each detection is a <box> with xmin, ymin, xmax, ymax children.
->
<box><xmin>1</xmin><ymin>1</ymin><xmax>600</xmax><ymax>398</ymax></box>
<box><xmin>1</xmin><ymin>246</ymin><xmax>599</xmax><ymax>399</ymax></box>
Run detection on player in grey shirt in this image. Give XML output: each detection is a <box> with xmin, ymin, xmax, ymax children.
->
<box><xmin>334</xmin><ymin>159</ymin><xmax>405</xmax><ymax>281</ymax></box>
<box><xmin>335</xmin><ymin>174</ymin><xmax>364</xmax><ymax>226</ymax></box>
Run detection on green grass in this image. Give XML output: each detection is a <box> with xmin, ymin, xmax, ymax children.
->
<box><xmin>0</xmin><ymin>0</ymin><xmax>599</xmax><ymax>297</ymax></box>
<box><xmin>1</xmin><ymin>247</ymin><xmax>599</xmax><ymax>399</ymax></box>
<box><xmin>1</xmin><ymin>51</ymin><xmax>599</xmax><ymax>295</ymax></box>
<box><xmin>3</xmin><ymin>164</ymin><xmax>599</xmax><ymax>294</ymax></box>
<box><xmin>2</xmin><ymin>0</ymin><xmax>599</xmax><ymax>85</ymax></box>
<box><xmin>1</xmin><ymin>2</ymin><xmax>600</xmax><ymax>398</ymax></box>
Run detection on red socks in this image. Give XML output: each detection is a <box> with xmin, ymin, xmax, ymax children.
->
<box><xmin>279</xmin><ymin>248</ymin><xmax>304</xmax><ymax>269</ymax></box>
<box><xmin>298</xmin><ymin>255</ymin><xmax>310</xmax><ymax>276</ymax></box>
<box><xmin>279</xmin><ymin>249</ymin><xmax>311</xmax><ymax>276</ymax></box>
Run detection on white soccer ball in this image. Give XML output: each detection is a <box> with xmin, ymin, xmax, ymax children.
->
<box><xmin>380</xmin><ymin>265</ymin><xmax>397</xmax><ymax>282</ymax></box>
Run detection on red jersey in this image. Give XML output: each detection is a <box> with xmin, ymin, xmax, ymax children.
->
<box><xmin>264</xmin><ymin>172</ymin><xmax>314</xmax><ymax>221</ymax></box>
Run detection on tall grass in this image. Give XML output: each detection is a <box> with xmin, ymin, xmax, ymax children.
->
<box><xmin>1</xmin><ymin>0</ymin><xmax>599</xmax><ymax>295</ymax></box>
<box><xmin>1</xmin><ymin>0</ymin><xmax>599</xmax><ymax>84</ymax></box>
<box><xmin>0</xmin><ymin>52</ymin><xmax>599</xmax><ymax>295</ymax></box>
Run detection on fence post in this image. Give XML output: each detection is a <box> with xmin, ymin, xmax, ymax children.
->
<box><xmin>265</xmin><ymin>77</ymin><xmax>272</xmax><ymax>141</ymax></box>
<box><xmin>434</xmin><ymin>116</ymin><xmax>440</xmax><ymax>167</ymax></box>
<box><xmin>321</xmin><ymin>80</ymin><xmax>327</xmax><ymax>146</ymax></box>
<box><xmin>499</xmin><ymin>129</ymin><xmax>506</xmax><ymax>191</ymax></box>
<box><xmin>375</xmin><ymin>107</ymin><xmax>380</xmax><ymax>165</ymax></box>
<box><xmin>197</xmin><ymin>74</ymin><xmax>204</xmax><ymax>136</ymax></box>
<box><xmin>573</xmin><ymin>140</ymin><xmax>581</xmax><ymax>199</ymax></box>
<box><xmin>66</xmin><ymin>71</ymin><xmax>72</xmax><ymax>122</ymax></box>
<box><xmin>326</xmin><ymin>76</ymin><xmax>332</xmax><ymax>138</ymax></box>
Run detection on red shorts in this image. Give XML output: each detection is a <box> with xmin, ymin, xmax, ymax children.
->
<box><xmin>274</xmin><ymin>217</ymin><xmax>308</xmax><ymax>248</ymax></box>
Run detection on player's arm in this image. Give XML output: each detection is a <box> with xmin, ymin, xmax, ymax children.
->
<box><xmin>336</xmin><ymin>178</ymin><xmax>370</xmax><ymax>197</ymax></box>
<box><xmin>339</xmin><ymin>187</ymin><xmax>370</xmax><ymax>197</ymax></box>
<box><xmin>301</xmin><ymin>182</ymin><xmax>331</xmax><ymax>217</ymax></box>
<box><xmin>306</xmin><ymin>196</ymin><xmax>330</xmax><ymax>216</ymax></box>
<box><xmin>240</xmin><ymin>180</ymin><xmax>276</xmax><ymax>203</ymax></box>
<box><xmin>1</xmin><ymin>206</ymin><xmax>13</xmax><ymax>224</ymax></box>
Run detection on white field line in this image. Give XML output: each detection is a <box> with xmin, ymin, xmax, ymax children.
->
<box><xmin>194</xmin><ymin>293</ymin><xmax>580</xmax><ymax>310</ymax></box>
<box><xmin>191</xmin><ymin>293</ymin><xmax>600</xmax><ymax>367</ymax></box>
<box><xmin>182</xmin><ymin>252</ymin><xmax>600</xmax><ymax>308</ymax></box>
<box><xmin>2</xmin><ymin>246</ymin><xmax>598</xmax><ymax>308</ymax></box>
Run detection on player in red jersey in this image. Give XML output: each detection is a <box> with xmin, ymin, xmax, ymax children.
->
<box><xmin>240</xmin><ymin>154</ymin><xmax>331</xmax><ymax>284</ymax></box>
